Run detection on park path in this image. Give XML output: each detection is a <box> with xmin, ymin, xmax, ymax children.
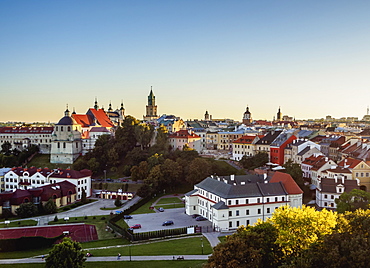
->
<box><xmin>0</xmin><ymin>255</ymin><xmax>210</xmax><ymax>264</ymax></box>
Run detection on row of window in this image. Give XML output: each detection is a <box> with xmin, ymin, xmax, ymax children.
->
<box><xmin>229</xmin><ymin>207</ymin><xmax>276</xmax><ymax>217</ymax></box>
<box><xmin>227</xmin><ymin>196</ymin><xmax>285</xmax><ymax>206</ymax></box>
<box><xmin>229</xmin><ymin>220</ymin><xmax>250</xmax><ymax>228</ymax></box>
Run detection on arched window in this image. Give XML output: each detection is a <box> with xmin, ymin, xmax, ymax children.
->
<box><xmin>68</xmin><ymin>126</ymin><xmax>71</xmax><ymax>131</ymax></box>
<box><xmin>57</xmin><ymin>142</ymin><xmax>60</xmax><ymax>149</ymax></box>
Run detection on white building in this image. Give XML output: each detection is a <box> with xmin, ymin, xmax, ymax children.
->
<box><xmin>3</xmin><ymin>167</ymin><xmax>92</xmax><ymax>199</ymax></box>
<box><xmin>0</xmin><ymin>127</ymin><xmax>53</xmax><ymax>154</ymax></box>
<box><xmin>185</xmin><ymin>172</ymin><xmax>303</xmax><ymax>231</ymax></box>
<box><xmin>168</xmin><ymin>130</ymin><xmax>201</xmax><ymax>152</ymax></box>
<box><xmin>232</xmin><ymin>135</ymin><xmax>262</xmax><ymax>161</ymax></box>
<box><xmin>316</xmin><ymin>177</ymin><xmax>359</xmax><ymax>209</ymax></box>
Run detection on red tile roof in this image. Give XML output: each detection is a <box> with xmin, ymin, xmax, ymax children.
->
<box><xmin>88</xmin><ymin>109</ymin><xmax>114</xmax><ymax>128</ymax></box>
<box><xmin>270</xmin><ymin>171</ymin><xmax>303</xmax><ymax>195</ymax></box>
<box><xmin>337</xmin><ymin>158</ymin><xmax>362</xmax><ymax>169</ymax></box>
<box><xmin>0</xmin><ymin>127</ymin><xmax>53</xmax><ymax>134</ymax></box>
<box><xmin>72</xmin><ymin>114</ymin><xmax>92</xmax><ymax>127</ymax></box>
<box><xmin>233</xmin><ymin>135</ymin><xmax>257</xmax><ymax>144</ymax></box>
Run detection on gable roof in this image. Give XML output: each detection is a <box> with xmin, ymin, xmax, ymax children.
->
<box><xmin>337</xmin><ymin>158</ymin><xmax>363</xmax><ymax>169</ymax></box>
<box><xmin>270</xmin><ymin>171</ymin><xmax>303</xmax><ymax>195</ymax></box>
<box><xmin>319</xmin><ymin>177</ymin><xmax>359</xmax><ymax>193</ymax></box>
<box><xmin>87</xmin><ymin>108</ymin><xmax>115</xmax><ymax>128</ymax></box>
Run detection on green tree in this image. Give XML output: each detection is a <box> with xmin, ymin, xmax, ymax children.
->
<box><xmin>44</xmin><ymin>199</ymin><xmax>57</xmax><ymax>214</ymax></box>
<box><xmin>15</xmin><ymin>202</ymin><xmax>38</xmax><ymax>218</ymax></box>
<box><xmin>335</xmin><ymin>189</ymin><xmax>370</xmax><ymax>213</ymax></box>
<box><xmin>161</xmin><ymin>158</ymin><xmax>182</xmax><ymax>189</ymax></box>
<box><xmin>130</xmin><ymin>161</ymin><xmax>149</xmax><ymax>181</ymax></box>
<box><xmin>282</xmin><ymin>159</ymin><xmax>304</xmax><ymax>188</ymax></box>
<box><xmin>87</xmin><ymin>157</ymin><xmax>100</xmax><ymax>174</ymax></box>
<box><xmin>150</xmin><ymin>125</ymin><xmax>170</xmax><ymax>155</ymax></box>
<box><xmin>114</xmin><ymin>198</ymin><xmax>122</xmax><ymax>207</ymax></box>
<box><xmin>206</xmin><ymin>222</ymin><xmax>282</xmax><ymax>268</ymax></box>
<box><xmin>239</xmin><ymin>151</ymin><xmax>268</xmax><ymax>170</ymax></box>
<box><xmin>45</xmin><ymin>237</ymin><xmax>85</xmax><ymax>268</ymax></box>
<box><xmin>145</xmin><ymin>164</ymin><xmax>164</xmax><ymax>191</ymax></box>
<box><xmin>81</xmin><ymin>189</ymin><xmax>87</xmax><ymax>204</ymax></box>
<box><xmin>267</xmin><ymin>205</ymin><xmax>337</xmax><ymax>260</ymax></box>
<box><xmin>136</xmin><ymin>184</ymin><xmax>153</xmax><ymax>198</ymax></box>
<box><xmin>135</xmin><ymin>123</ymin><xmax>154</xmax><ymax>150</ymax></box>
<box><xmin>1</xmin><ymin>141</ymin><xmax>12</xmax><ymax>155</ymax></box>
<box><xmin>186</xmin><ymin>158</ymin><xmax>212</xmax><ymax>185</ymax></box>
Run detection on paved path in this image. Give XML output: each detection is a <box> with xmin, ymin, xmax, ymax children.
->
<box><xmin>0</xmin><ymin>255</ymin><xmax>210</xmax><ymax>264</ymax></box>
<box><xmin>203</xmin><ymin>232</ymin><xmax>221</xmax><ymax>248</ymax></box>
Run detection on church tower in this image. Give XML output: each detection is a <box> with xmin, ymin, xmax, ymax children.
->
<box><xmin>276</xmin><ymin>107</ymin><xmax>282</xmax><ymax>121</ymax></box>
<box><xmin>205</xmin><ymin>110</ymin><xmax>210</xmax><ymax>121</ymax></box>
<box><xmin>144</xmin><ymin>87</ymin><xmax>158</xmax><ymax>120</ymax></box>
<box><xmin>242</xmin><ymin>106</ymin><xmax>252</xmax><ymax>125</ymax></box>
<box><xmin>50</xmin><ymin>106</ymin><xmax>82</xmax><ymax>164</ymax></box>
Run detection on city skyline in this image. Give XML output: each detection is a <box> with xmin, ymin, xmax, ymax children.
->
<box><xmin>1</xmin><ymin>1</ymin><xmax>370</xmax><ymax>122</ymax></box>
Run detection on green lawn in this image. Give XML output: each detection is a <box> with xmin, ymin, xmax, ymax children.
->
<box><xmin>0</xmin><ymin>261</ymin><xmax>206</xmax><ymax>268</ymax></box>
<box><xmin>88</xmin><ymin>236</ymin><xmax>212</xmax><ymax>256</ymax></box>
<box><xmin>155</xmin><ymin>203</ymin><xmax>184</xmax><ymax>209</ymax></box>
<box><xmin>28</xmin><ymin>154</ymin><xmax>71</xmax><ymax>169</ymax></box>
<box><xmin>0</xmin><ymin>220</ymin><xmax>38</xmax><ymax>228</ymax></box>
<box><xmin>81</xmin><ymin>238</ymin><xmax>129</xmax><ymax>249</ymax></box>
<box><xmin>130</xmin><ymin>195</ymin><xmax>165</xmax><ymax>215</ymax></box>
<box><xmin>47</xmin><ymin>216</ymin><xmax>116</xmax><ymax>240</ymax></box>
<box><xmin>156</xmin><ymin>197</ymin><xmax>183</xmax><ymax>205</ymax></box>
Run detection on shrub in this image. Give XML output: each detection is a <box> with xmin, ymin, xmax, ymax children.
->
<box><xmin>54</xmin><ymin>215</ymin><xmax>58</xmax><ymax>222</ymax></box>
<box><xmin>101</xmin><ymin>217</ymin><xmax>106</xmax><ymax>220</ymax></box>
<box><xmin>84</xmin><ymin>216</ymin><xmax>88</xmax><ymax>220</ymax></box>
<box><xmin>93</xmin><ymin>216</ymin><xmax>96</xmax><ymax>219</ymax></box>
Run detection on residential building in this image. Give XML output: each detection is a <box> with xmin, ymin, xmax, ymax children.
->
<box><xmin>3</xmin><ymin>167</ymin><xmax>92</xmax><ymax>200</ymax></box>
<box><xmin>168</xmin><ymin>130</ymin><xmax>201</xmax><ymax>152</ymax></box>
<box><xmin>232</xmin><ymin>135</ymin><xmax>262</xmax><ymax>161</ymax></box>
<box><xmin>185</xmin><ymin>172</ymin><xmax>303</xmax><ymax>231</ymax></box>
<box><xmin>270</xmin><ymin>130</ymin><xmax>297</xmax><ymax>165</ymax></box>
<box><xmin>310</xmin><ymin>156</ymin><xmax>337</xmax><ymax>187</ymax></box>
<box><xmin>255</xmin><ymin>130</ymin><xmax>282</xmax><ymax>160</ymax></box>
<box><xmin>337</xmin><ymin>158</ymin><xmax>370</xmax><ymax>191</ymax></box>
<box><xmin>0</xmin><ymin>180</ymin><xmax>77</xmax><ymax>215</ymax></box>
<box><xmin>284</xmin><ymin>139</ymin><xmax>321</xmax><ymax>165</ymax></box>
<box><xmin>316</xmin><ymin>177</ymin><xmax>359</xmax><ymax>209</ymax></box>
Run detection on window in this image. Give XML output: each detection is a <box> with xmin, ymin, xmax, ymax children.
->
<box><xmin>245</xmin><ymin>199</ymin><xmax>249</xmax><ymax>204</ymax></box>
<box><xmin>246</xmin><ymin>210</ymin><xmax>249</xmax><ymax>215</ymax></box>
<box><xmin>257</xmin><ymin>198</ymin><xmax>260</xmax><ymax>203</ymax></box>
<box><xmin>236</xmin><ymin>210</ymin><xmax>239</xmax><ymax>216</ymax></box>
<box><xmin>61</xmin><ymin>126</ymin><xmax>64</xmax><ymax>131</ymax></box>
<box><xmin>63</xmin><ymin>142</ymin><xmax>66</xmax><ymax>148</ymax></box>
<box><xmin>267</xmin><ymin>208</ymin><xmax>270</xmax><ymax>213</ymax></box>
<box><xmin>324</xmin><ymin>202</ymin><xmax>328</xmax><ymax>207</ymax></box>
<box><xmin>235</xmin><ymin>200</ymin><xmax>239</xmax><ymax>205</ymax></box>
<box><xmin>229</xmin><ymin>211</ymin><xmax>232</xmax><ymax>217</ymax></box>
<box><xmin>258</xmin><ymin>209</ymin><xmax>261</xmax><ymax>214</ymax></box>
<box><xmin>266</xmin><ymin>198</ymin><xmax>270</xmax><ymax>203</ymax></box>
<box><xmin>236</xmin><ymin>221</ymin><xmax>240</xmax><ymax>227</ymax></box>
<box><xmin>331</xmin><ymin>195</ymin><xmax>334</xmax><ymax>199</ymax></box>
<box><xmin>57</xmin><ymin>142</ymin><xmax>60</xmax><ymax>149</ymax></box>
<box><xmin>228</xmin><ymin>200</ymin><xmax>231</xmax><ymax>205</ymax></box>
<box><xmin>229</xmin><ymin>222</ymin><xmax>232</xmax><ymax>228</ymax></box>
<box><xmin>246</xmin><ymin>220</ymin><xmax>250</xmax><ymax>225</ymax></box>
<box><xmin>324</xmin><ymin>194</ymin><xmax>328</xmax><ymax>199</ymax></box>
<box><xmin>193</xmin><ymin>206</ymin><xmax>196</xmax><ymax>210</ymax></box>
<box><xmin>282</xmin><ymin>197</ymin><xmax>285</xmax><ymax>201</ymax></box>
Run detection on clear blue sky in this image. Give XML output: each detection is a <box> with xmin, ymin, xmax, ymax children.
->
<box><xmin>1</xmin><ymin>1</ymin><xmax>370</xmax><ymax>122</ymax></box>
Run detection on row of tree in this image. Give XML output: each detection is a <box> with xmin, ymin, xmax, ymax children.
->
<box><xmin>207</xmin><ymin>205</ymin><xmax>370</xmax><ymax>268</ymax></box>
<box><xmin>0</xmin><ymin>143</ymin><xmax>39</xmax><ymax>168</ymax></box>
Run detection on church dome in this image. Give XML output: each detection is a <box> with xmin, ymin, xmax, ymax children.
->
<box><xmin>57</xmin><ymin>116</ymin><xmax>75</xmax><ymax>125</ymax></box>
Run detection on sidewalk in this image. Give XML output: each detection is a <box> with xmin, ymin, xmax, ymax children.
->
<box><xmin>0</xmin><ymin>255</ymin><xmax>210</xmax><ymax>264</ymax></box>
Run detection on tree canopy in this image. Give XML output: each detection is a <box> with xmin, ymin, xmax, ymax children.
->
<box><xmin>46</xmin><ymin>237</ymin><xmax>85</xmax><ymax>268</ymax></box>
<box><xmin>335</xmin><ymin>189</ymin><xmax>370</xmax><ymax>213</ymax></box>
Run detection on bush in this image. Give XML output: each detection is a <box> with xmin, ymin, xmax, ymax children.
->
<box><xmin>63</xmin><ymin>207</ymin><xmax>71</xmax><ymax>211</ymax></box>
<box><xmin>101</xmin><ymin>217</ymin><xmax>106</xmax><ymax>220</ymax></box>
<box><xmin>93</xmin><ymin>216</ymin><xmax>96</xmax><ymax>219</ymax></box>
<box><xmin>54</xmin><ymin>215</ymin><xmax>58</xmax><ymax>222</ymax></box>
<box><xmin>84</xmin><ymin>216</ymin><xmax>88</xmax><ymax>220</ymax></box>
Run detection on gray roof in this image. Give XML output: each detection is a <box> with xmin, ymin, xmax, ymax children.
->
<box><xmin>212</xmin><ymin>201</ymin><xmax>229</xmax><ymax>210</ymax></box>
<box><xmin>196</xmin><ymin>175</ymin><xmax>288</xmax><ymax>199</ymax></box>
<box><xmin>297</xmin><ymin>147</ymin><xmax>311</xmax><ymax>156</ymax></box>
<box><xmin>185</xmin><ymin>189</ymin><xmax>198</xmax><ymax>196</ymax></box>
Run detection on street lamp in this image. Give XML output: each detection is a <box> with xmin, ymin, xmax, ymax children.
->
<box><xmin>201</xmin><ymin>236</ymin><xmax>204</xmax><ymax>255</ymax></box>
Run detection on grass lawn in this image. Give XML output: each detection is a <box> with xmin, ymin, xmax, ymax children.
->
<box><xmin>130</xmin><ymin>195</ymin><xmax>166</xmax><ymax>215</ymax></box>
<box><xmin>0</xmin><ymin>247</ymin><xmax>50</xmax><ymax>259</ymax></box>
<box><xmin>81</xmin><ymin>238</ymin><xmax>129</xmax><ymax>249</ymax></box>
<box><xmin>0</xmin><ymin>219</ymin><xmax>38</xmax><ymax>228</ymax></box>
<box><xmin>47</xmin><ymin>216</ymin><xmax>116</xmax><ymax>240</ymax></box>
<box><xmin>28</xmin><ymin>154</ymin><xmax>71</xmax><ymax>169</ymax></box>
<box><xmin>218</xmin><ymin>236</ymin><xmax>227</xmax><ymax>243</ymax></box>
<box><xmin>155</xmin><ymin>203</ymin><xmax>184</xmax><ymax>209</ymax></box>
<box><xmin>156</xmin><ymin>197</ymin><xmax>183</xmax><ymax>205</ymax></box>
<box><xmin>88</xmin><ymin>236</ymin><xmax>212</xmax><ymax>256</ymax></box>
<box><xmin>0</xmin><ymin>261</ymin><xmax>206</xmax><ymax>268</ymax></box>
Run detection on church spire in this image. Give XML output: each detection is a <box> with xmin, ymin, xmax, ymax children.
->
<box><xmin>64</xmin><ymin>104</ymin><xmax>70</xmax><ymax>117</ymax></box>
<box><xmin>94</xmin><ymin>97</ymin><xmax>99</xmax><ymax>110</ymax></box>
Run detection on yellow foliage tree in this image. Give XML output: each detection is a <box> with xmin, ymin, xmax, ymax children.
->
<box><xmin>266</xmin><ymin>205</ymin><xmax>337</xmax><ymax>258</ymax></box>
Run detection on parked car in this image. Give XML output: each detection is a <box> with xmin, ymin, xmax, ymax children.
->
<box><xmin>115</xmin><ymin>210</ymin><xmax>123</xmax><ymax>214</ymax></box>
<box><xmin>130</xmin><ymin>224</ymin><xmax>142</xmax><ymax>229</ymax></box>
<box><xmin>196</xmin><ymin>216</ymin><xmax>207</xmax><ymax>221</ymax></box>
<box><xmin>162</xmin><ymin>220</ymin><xmax>174</xmax><ymax>226</ymax></box>
<box><xmin>158</xmin><ymin>207</ymin><xmax>164</xmax><ymax>212</ymax></box>
<box><xmin>124</xmin><ymin>215</ymin><xmax>132</xmax><ymax>219</ymax></box>
<box><xmin>121</xmin><ymin>178</ymin><xmax>129</xmax><ymax>182</ymax></box>
<box><xmin>106</xmin><ymin>178</ymin><xmax>113</xmax><ymax>182</ymax></box>
<box><xmin>192</xmin><ymin>214</ymin><xmax>200</xmax><ymax>218</ymax></box>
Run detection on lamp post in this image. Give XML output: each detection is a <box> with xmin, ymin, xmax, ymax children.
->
<box><xmin>201</xmin><ymin>236</ymin><xmax>204</xmax><ymax>255</ymax></box>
